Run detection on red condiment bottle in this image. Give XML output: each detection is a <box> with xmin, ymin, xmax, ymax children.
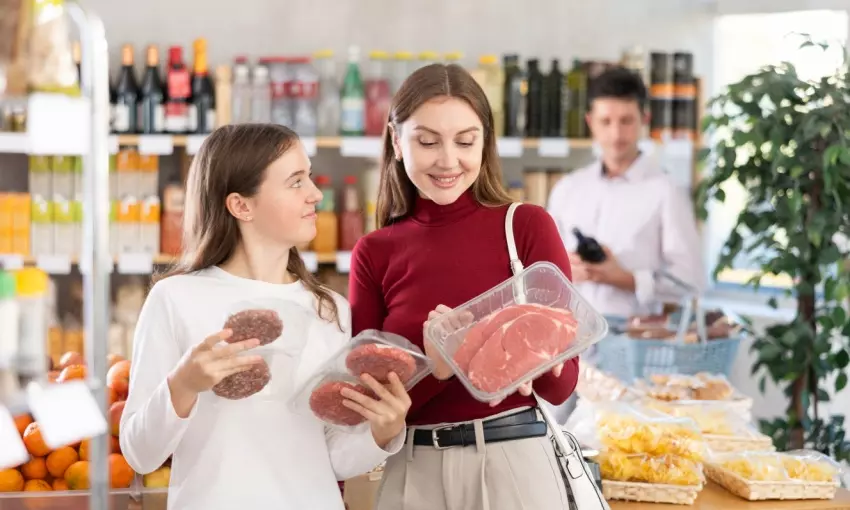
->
<box><xmin>339</xmin><ymin>175</ymin><xmax>364</xmax><ymax>251</ymax></box>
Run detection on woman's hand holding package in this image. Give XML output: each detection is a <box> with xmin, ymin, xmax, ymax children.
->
<box><xmin>167</xmin><ymin>329</ymin><xmax>263</xmax><ymax>417</ymax></box>
<box><xmin>340</xmin><ymin>372</ymin><xmax>412</xmax><ymax>449</ymax></box>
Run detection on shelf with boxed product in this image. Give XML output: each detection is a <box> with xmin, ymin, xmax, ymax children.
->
<box><xmin>108</xmin><ymin>134</ymin><xmax>595</xmax><ymax>158</ymax></box>
<box><xmin>0</xmin><ymin>251</ymin><xmax>346</xmax><ymax>275</ymax></box>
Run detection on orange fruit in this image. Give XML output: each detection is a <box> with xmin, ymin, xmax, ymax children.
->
<box><xmin>107</xmin><ymin>354</ymin><xmax>125</xmax><ymax>369</ymax></box>
<box><xmin>108</xmin><ymin>401</ymin><xmax>125</xmax><ymax>436</ymax></box>
<box><xmin>57</xmin><ymin>364</ymin><xmax>87</xmax><ymax>383</ymax></box>
<box><xmin>111</xmin><ymin>436</ymin><xmax>121</xmax><ymax>455</ymax></box>
<box><xmin>22</xmin><ymin>423</ymin><xmax>51</xmax><ymax>457</ymax></box>
<box><xmin>107</xmin><ymin>386</ymin><xmax>120</xmax><ymax>406</ymax></box>
<box><xmin>23</xmin><ymin>479</ymin><xmax>51</xmax><ymax>491</ymax></box>
<box><xmin>107</xmin><ymin>360</ymin><xmax>131</xmax><ymax>398</ymax></box>
<box><xmin>52</xmin><ymin>478</ymin><xmax>69</xmax><ymax>491</ymax></box>
<box><xmin>46</xmin><ymin>447</ymin><xmax>78</xmax><ymax>479</ymax></box>
<box><xmin>58</xmin><ymin>352</ymin><xmax>84</xmax><ymax>370</ymax></box>
<box><xmin>14</xmin><ymin>414</ymin><xmax>33</xmax><ymax>437</ymax></box>
<box><xmin>20</xmin><ymin>457</ymin><xmax>47</xmax><ymax>480</ymax></box>
<box><xmin>0</xmin><ymin>469</ymin><xmax>25</xmax><ymax>492</ymax></box>
<box><xmin>108</xmin><ymin>454</ymin><xmax>134</xmax><ymax>489</ymax></box>
<box><xmin>47</xmin><ymin>371</ymin><xmax>60</xmax><ymax>384</ymax></box>
<box><xmin>63</xmin><ymin>461</ymin><xmax>89</xmax><ymax>490</ymax></box>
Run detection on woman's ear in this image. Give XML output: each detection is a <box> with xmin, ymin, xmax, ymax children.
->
<box><xmin>388</xmin><ymin>123</ymin><xmax>402</xmax><ymax>161</ymax></box>
<box><xmin>225</xmin><ymin>192</ymin><xmax>254</xmax><ymax>222</ymax></box>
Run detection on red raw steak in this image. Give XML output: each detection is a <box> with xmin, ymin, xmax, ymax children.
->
<box><xmin>452</xmin><ymin>304</ymin><xmax>578</xmax><ymax>393</ymax></box>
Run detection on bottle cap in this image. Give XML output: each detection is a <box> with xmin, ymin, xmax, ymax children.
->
<box><xmin>479</xmin><ymin>55</ymin><xmax>498</xmax><ymax>65</ymax></box>
<box><xmin>0</xmin><ymin>270</ymin><xmax>16</xmax><ymax>299</ymax></box>
<box><xmin>315</xmin><ymin>175</ymin><xmax>331</xmax><ymax>186</ymax></box>
<box><xmin>344</xmin><ymin>175</ymin><xmax>357</xmax><ymax>185</ymax></box>
<box><xmin>15</xmin><ymin>268</ymin><xmax>48</xmax><ymax>297</ymax></box>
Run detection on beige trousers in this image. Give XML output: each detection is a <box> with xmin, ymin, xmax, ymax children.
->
<box><xmin>373</xmin><ymin>411</ymin><xmax>570</xmax><ymax>510</ymax></box>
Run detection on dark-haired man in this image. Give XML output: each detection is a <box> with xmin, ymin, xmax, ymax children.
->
<box><xmin>547</xmin><ymin>67</ymin><xmax>704</xmax><ymax>318</ymax></box>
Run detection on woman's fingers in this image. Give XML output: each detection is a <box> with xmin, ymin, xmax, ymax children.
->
<box><xmin>552</xmin><ymin>363</ymin><xmax>564</xmax><ymax>378</ymax></box>
<box><xmin>518</xmin><ymin>381</ymin><xmax>534</xmax><ymax>397</ymax></box>
<box><xmin>434</xmin><ymin>304</ymin><xmax>452</xmax><ymax>313</ymax></box>
<box><xmin>386</xmin><ymin>372</ymin><xmax>411</xmax><ymax>407</ymax></box>
<box><xmin>212</xmin><ymin>354</ymin><xmax>264</xmax><ymax>374</ymax></box>
<box><xmin>198</xmin><ymin>329</ymin><xmax>233</xmax><ymax>351</ymax></box>
<box><xmin>342</xmin><ymin>383</ymin><xmax>391</xmax><ymax>416</ymax></box>
<box><xmin>341</xmin><ymin>399</ymin><xmax>381</xmax><ymax>422</ymax></box>
<box><xmin>212</xmin><ymin>338</ymin><xmax>261</xmax><ymax>359</ymax></box>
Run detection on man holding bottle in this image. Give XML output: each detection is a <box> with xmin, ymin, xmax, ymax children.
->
<box><xmin>547</xmin><ymin>67</ymin><xmax>705</xmax><ymax>318</ymax></box>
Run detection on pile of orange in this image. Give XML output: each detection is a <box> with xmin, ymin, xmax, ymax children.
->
<box><xmin>0</xmin><ymin>352</ymin><xmax>136</xmax><ymax>494</ymax></box>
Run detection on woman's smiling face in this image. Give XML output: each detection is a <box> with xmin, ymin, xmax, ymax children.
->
<box><xmin>390</xmin><ymin>96</ymin><xmax>484</xmax><ymax>205</ymax></box>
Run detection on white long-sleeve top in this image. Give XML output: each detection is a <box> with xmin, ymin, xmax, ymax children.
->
<box><xmin>547</xmin><ymin>152</ymin><xmax>705</xmax><ymax>317</ymax></box>
<box><xmin>120</xmin><ymin>266</ymin><xmax>404</xmax><ymax>510</ymax></box>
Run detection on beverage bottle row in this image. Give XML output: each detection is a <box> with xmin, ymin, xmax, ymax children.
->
<box><xmin>106</xmin><ymin>40</ymin><xmax>216</xmax><ymax>135</ymax></box>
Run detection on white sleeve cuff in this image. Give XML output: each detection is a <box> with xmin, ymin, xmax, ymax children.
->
<box><xmin>633</xmin><ymin>269</ymin><xmax>656</xmax><ymax>306</ymax></box>
<box><xmin>380</xmin><ymin>426</ymin><xmax>407</xmax><ymax>455</ymax></box>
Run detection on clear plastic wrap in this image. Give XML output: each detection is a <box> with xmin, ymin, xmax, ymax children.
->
<box><xmin>566</xmin><ymin>401</ymin><xmax>706</xmax><ymax>462</ymax></box>
<box><xmin>424</xmin><ymin>261</ymin><xmax>607</xmax><ymax>402</ymax></box>
<box><xmin>211</xmin><ymin>299</ymin><xmax>314</xmax><ymax>403</ymax></box>
<box><xmin>596</xmin><ymin>451</ymin><xmax>705</xmax><ymax>486</ymax></box>
<box><xmin>27</xmin><ymin>0</ymin><xmax>79</xmax><ymax>94</ymax></box>
<box><xmin>712</xmin><ymin>451</ymin><xmax>845</xmax><ymax>484</ymax></box>
<box><xmin>640</xmin><ymin>372</ymin><xmax>736</xmax><ymax>401</ymax></box>
<box><xmin>642</xmin><ymin>400</ymin><xmax>757</xmax><ymax>437</ymax></box>
<box><xmin>289</xmin><ymin>330</ymin><xmax>432</xmax><ymax>429</ymax></box>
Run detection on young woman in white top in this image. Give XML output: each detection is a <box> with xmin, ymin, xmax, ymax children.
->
<box><xmin>119</xmin><ymin>124</ymin><xmax>411</xmax><ymax>510</ymax></box>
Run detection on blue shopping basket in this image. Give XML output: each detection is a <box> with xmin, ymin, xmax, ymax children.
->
<box><xmin>594</xmin><ymin>272</ymin><xmax>744</xmax><ymax>382</ymax></box>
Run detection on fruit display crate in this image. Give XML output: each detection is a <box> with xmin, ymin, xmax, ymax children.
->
<box><xmin>0</xmin><ymin>484</ymin><xmax>168</xmax><ymax>510</ymax></box>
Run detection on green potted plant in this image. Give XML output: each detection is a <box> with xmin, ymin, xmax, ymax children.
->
<box><xmin>695</xmin><ymin>38</ymin><xmax>850</xmax><ymax>459</ymax></box>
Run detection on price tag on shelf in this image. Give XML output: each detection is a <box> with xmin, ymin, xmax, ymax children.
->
<box><xmin>537</xmin><ymin>138</ymin><xmax>571</xmax><ymax>158</ymax></box>
<box><xmin>0</xmin><ymin>133</ymin><xmax>30</xmax><ymax>154</ymax></box>
<box><xmin>496</xmin><ymin>138</ymin><xmax>523</xmax><ymax>158</ymax></box>
<box><xmin>36</xmin><ymin>254</ymin><xmax>72</xmax><ymax>275</ymax></box>
<box><xmin>185</xmin><ymin>135</ymin><xmax>208</xmax><ymax>155</ymax></box>
<box><xmin>300</xmin><ymin>251</ymin><xmax>318</xmax><ymax>273</ymax></box>
<box><xmin>300</xmin><ymin>137</ymin><xmax>318</xmax><ymax>157</ymax></box>
<box><xmin>335</xmin><ymin>251</ymin><xmax>352</xmax><ymax>273</ymax></box>
<box><xmin>0</xmin><ymin>254</ymin><xmax>24</xmax><ymax>270</ymax></box>
<box><xmin>138</xmin><ymin>135</ymin><xmax>174</xmax><ymax>155</ymax></box>
<box><xmin>27</xmin><ymin>93</ymin><xmax>91</xmax><ymax>155</ymax></box>
<box><xmin>0</xmin><ymin>406</ymin><xmax>29</xmax><ymax>470</ymax></box>
<box><xmin>27</xmin><ymin>381</ymin><xmax>108</xmax><ymax>450</ymax></box>
<box><xmin>108</xmin><ymin>135</ymin><xmax>120</xmax><ymax>155</ymax></box>
<box><xmin>117</xmin><ymin>252</ymin><xmax>154</xmax><ymax>275</ymax></box>
<box><xmin>340</xmin><ymin>137</ymin><xmax>382</xmax><ymax>158</ymax></box>
<box><xmin>77</xmin><ymin>253</ymin><xmax>115</xmax><ymax>276</ymax></box>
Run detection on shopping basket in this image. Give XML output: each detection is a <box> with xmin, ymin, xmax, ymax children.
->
<box><xmin>594</xmin><ymin>270</ymin><xmax>743</xmax><ymax>382</ymax></box>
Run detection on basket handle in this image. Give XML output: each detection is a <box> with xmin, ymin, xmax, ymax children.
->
<box><xmin>655</xmin><ymin>269</ymin><xmax>708</xmax><ymax>344</ymax></box>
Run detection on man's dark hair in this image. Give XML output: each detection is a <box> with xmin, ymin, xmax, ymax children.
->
<box><xmin>588</xmin><ymin>67</ymin><xmax>648</xmax><ymax>111</ymax></box>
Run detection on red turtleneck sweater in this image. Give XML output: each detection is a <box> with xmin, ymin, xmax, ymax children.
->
<box><xmin>348</xmin><ymin>191</ymin><xmax>579</xmax><ymax>425</ymax></box>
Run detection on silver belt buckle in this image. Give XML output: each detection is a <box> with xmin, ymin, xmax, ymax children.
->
<box><xmin>431</xmin><ymin>425</ymin><xmax>453</xmax><ymax>450</ymax></box>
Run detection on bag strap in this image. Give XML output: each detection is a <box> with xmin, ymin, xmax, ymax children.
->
<box><xmin>504</xmin><ymin>202</ymin><xmax>611</xmax><ymax>510</ymax></box>
<box><xmin>505</xmin><ymin>202</ymin><xmax>525</xmax><ymax>276</ymax></box>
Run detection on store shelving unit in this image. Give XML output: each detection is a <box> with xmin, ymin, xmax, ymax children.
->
<box><xmin>0</xmin><ymin>3</ymin><xmax>113</xmax><ymax>510</ymax></box>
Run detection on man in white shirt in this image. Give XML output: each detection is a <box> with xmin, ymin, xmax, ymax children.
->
<box><xmin>548</xmin><ymin>67</ymin><xmax>705</xmax><ymax>318</ymax></box>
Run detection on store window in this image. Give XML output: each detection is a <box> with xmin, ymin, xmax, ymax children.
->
<box><xmin>707</xmin><ymin>9</ymin><xmax>849</xmax><ymax>290</ymax></box>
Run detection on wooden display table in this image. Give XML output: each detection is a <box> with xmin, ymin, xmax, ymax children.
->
<box><xmin>610</xmin><ymin>483</ymin><xmax>850</xmax><ymax>510</ymax></box>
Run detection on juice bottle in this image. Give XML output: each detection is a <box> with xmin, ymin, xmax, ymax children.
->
<box><xmin>470</xmin><ymin>55</ymin><xmax>505</xmax><ymax>138</ymax></box>
<box><xmin>364</xmin><ymin>51</ymin><xmax>391</xmax><ymax>137</ymax></box>
<box><xmin>312</xmin><ymin>175</ymin><xmax>337</xmax><ymax>254</ymax></box>
<box><xmin>340</xmin><ymin>47</ymin><xmax>365</xmax><ymax>136</ymax></box>
<box><xmin>339</xmin><ymin>175</ymin><xmax>364</xmax><ymax>251</ymax></box>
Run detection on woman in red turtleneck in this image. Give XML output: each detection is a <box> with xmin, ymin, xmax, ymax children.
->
<box><xmin>348</xmin><ymin>64</ymin><xmax>578</xmax><ymax>510</ymax></box>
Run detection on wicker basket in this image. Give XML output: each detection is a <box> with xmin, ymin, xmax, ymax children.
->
<box><xmin>705</xmin><ymin>433</ymin><xmax>775</xmax><ymax>454</ymax></box>
<box><xmin>705</xmin><ymin>463</ymin><xmax>838</xmax><ymax>501</ymax></box>
<box><xmin>601</xmin><ymin>480</ymin><xmax>702</xmax><ymax>505</ymax></box>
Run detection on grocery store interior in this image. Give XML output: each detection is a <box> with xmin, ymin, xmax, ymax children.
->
<box><xmin>2</xmin><ymin>0</ymin><xmax>850</xmax><ymax>508</ymax></box>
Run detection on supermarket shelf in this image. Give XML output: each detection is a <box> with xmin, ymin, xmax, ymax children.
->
<box><xmin>0</xmin><ymin>251</ymin><xmax>345</xmax><ymax>275</ymax></box>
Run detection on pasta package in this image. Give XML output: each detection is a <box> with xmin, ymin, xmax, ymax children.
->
<box><xmin>567</xmin><ymin>401</ymin><xmax>707</xmax><ymax>462</ymax></box>
<box><xmin>712</xmin><ymin>451</ymin><xmax>844</xmax><ymax>483</ymax></box>
<box><xmin>597</xmin><ymin>451</ymin><xmax>704</xmax><ymax>486</ymax></box>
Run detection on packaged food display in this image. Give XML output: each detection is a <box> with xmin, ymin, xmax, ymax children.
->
<box><xmin>575</xmin><ymin>363</ymin><xmax>629</xmax><ymax>402</ymax></box>
<box><xmin>290</xmin><ymin>330</ymin><xmax>432</xmax><ymax>428</ymax></box>
<box><xmin>211</xmin><ymin>298</ymin><xmax>315</xmax><ymax>402</ymax></box>
<box><xmin>633</xmin><ymin>372</ymin><xmax>753</xmax><ymax>418</ymax></box>
<box><xmin>712</xmin><ymin>451</ymin><xmax>842</xmax><ymax>483</ymax></box>
<box><xmin>567</xmin><ymin>401</ymin><xmax>706</xmax><ymax>462</ymax></box>
<box><xmin>596</xmin><ymin>451</ymin><xmax>704</xmax><ymax>486</ymax></box>
<box><xmin>424</xmin><ymin>261</ymin><xmax>607</xmax><ymax>402</ymax></box>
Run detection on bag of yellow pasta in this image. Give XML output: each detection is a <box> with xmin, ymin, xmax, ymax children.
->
<box><xmin>596</xmin><ymin>451</ymin><xmax>704</xmax><ymax>486</ymax></box>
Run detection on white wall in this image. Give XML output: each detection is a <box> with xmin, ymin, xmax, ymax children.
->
<box><xmin>80</xmin><ymin>0</ymin><xmax>714</xmax><ymax>80</ymax></box>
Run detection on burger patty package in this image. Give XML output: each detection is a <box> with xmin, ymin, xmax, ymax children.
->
<box><xmin>424</xmin><ymin>261</ymin><xmax>608</xmax><ymax>403</ymax></box>
<box><xmin>289</xmin><ymin>330</ymin><xmax>432</xmax><ymax>429</ymax></box>
<box><xmin>210</xmin><ymin>298</ymin><xmax>312</xmax><ymax>403</ymax></box>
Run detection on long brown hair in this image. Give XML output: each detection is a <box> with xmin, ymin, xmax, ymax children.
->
<box><xmin>158</xmin><ymin>123</ymin><xmax>340</xmax><ymax>327</ymax></box>
<box><xmin>376</xmin><ymin>63</ymin><xmax>513</xmax><ymax>228</ymax></box>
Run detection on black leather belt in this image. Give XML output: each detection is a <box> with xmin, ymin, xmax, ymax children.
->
<box><xmin>410</xmin><ymin>409</ymin><xmax>547</xmax><ymax>449</ymax></box>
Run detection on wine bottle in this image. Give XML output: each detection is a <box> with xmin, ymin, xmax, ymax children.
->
<box><xmin>573</xmin><ymin>228</ymin><xmax>607</xmax><ymax>263</ymax></box>
<box><xmin>113</xmin><ymin>44</ymin><xmax>139</xmax><ymax>134</ymax></box>
<box><xmin>138</xmin><ymin>45</ymin><xmax>165</xmax><ymax>134</ymax></box>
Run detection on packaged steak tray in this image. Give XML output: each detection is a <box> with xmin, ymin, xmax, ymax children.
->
<box><xmin>289</xmin><ymin>330</ymin><xmax>433</xmax><ymax>429</ymax></box>
<box><xmin>424</xmin><ymin>261</ymin><xmax>608</xmax><ymax>403</ymax></box>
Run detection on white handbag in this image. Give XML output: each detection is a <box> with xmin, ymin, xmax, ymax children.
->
<box><xmin>504</xmin><ymin>202</ymin><xmax>611</xmax><ymax>510</ymax></box>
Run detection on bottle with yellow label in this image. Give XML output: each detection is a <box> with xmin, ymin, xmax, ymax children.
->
<box><xmin>16</xmin><ymin>267</ymin><xmax>49</xmax><ymax>384</ymax></box>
